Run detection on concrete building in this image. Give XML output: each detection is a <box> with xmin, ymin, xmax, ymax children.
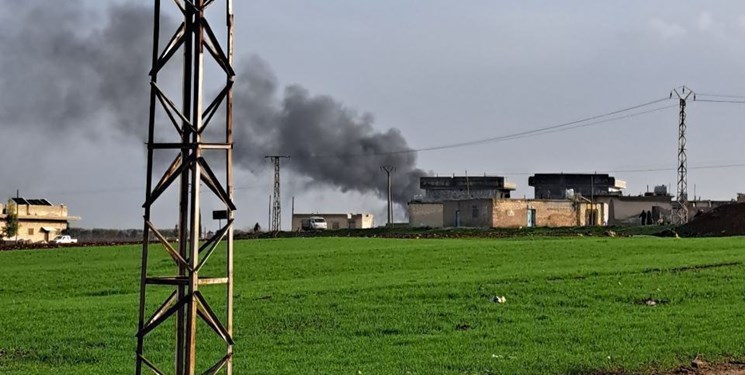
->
<box><xmin>594</xmin><ymin>195</ymin><xmax>672</xmax><ymax>225</ymax></box>
<box><xmin>419</xmin><ymin>176</ymin><xmax>516</xmax><ymax>201</ymax></box>
<box><xmin>529</xmin><ymin>173</ymin><xmax>626</xmax><ymax>199</ymax></box>
<box><xmin>409</xmin><ymin>175</ymin><xmax>607</xmax><ymax>228</ymax></box>
<box><xmin>409</xmin><ymin>175</ymin><xmax>516</xmax><ymax>228</ymax></box>
<box><xmin>410</xmin><ymin>198</ymin><xmax>606</xmax><ymax>228</ymax></box>
<box><xmin>0</xmin><ymin>198</ymin><xmax>79</xmax><ymax>243</ymax></box>
<box><xmin>291</xmin><ymin>213</ymin><xmax>374</xmax><ymax>231</ymax></box>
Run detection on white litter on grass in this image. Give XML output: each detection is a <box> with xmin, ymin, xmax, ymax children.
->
<box><xmin>496</xmin><ymin>296</ymin><xmax>506</xmax><ymax>304</ymax></box>
<box><xmin>491</xmin><ymin>354</ymin><xmax>516</xmax><ymax>360</ymax></box>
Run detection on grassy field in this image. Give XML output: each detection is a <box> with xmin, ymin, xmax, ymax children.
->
<box><xmin>1</xmin><ymin>236</ymin><xmax>745</xmax><ymax>374</ymax></box>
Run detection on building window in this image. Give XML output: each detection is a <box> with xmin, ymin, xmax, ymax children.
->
<box><xmin>472</xmin><ymin>205</ymin><xmax>479</xmax><ymax>218</ymax></box>
<box><xmin>28</xmin><ymin>228</ymin><xmax>34</xmax><ymax>235</ymax></box>
<box><xmin>332</xmin><ymin>222</ymin><xmax>340</xmax><ymax>229</ymax></box>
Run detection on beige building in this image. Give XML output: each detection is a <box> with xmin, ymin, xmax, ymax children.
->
<box><xmin>407</xmin><ymin>203</ymin><xmax>444</xmax><ymax>228</ymax></box>
<box><xmin>291</xmin><ymin>213</ymin><xmax>374</xmax><ymax>231</ymax></box>
<box><xmin>409</xmin><ymin>198</ymin><xmax>607</xmax><ymax>228</ymax></box>
<box><xmin>0</xmin><ymin>198</ymin><xmax>79</xmax><ymax>243</ymax></box>
<box><xmin>594</xmin><ymin>195</ymin><xmax>672</xmax><ymax>225</ymax></box>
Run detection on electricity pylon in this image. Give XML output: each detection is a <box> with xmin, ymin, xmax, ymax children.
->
<box><xmin>266</xmin><ymin>155</ymin><xmax>290</xmax><ymax>231</ymax></box>
<box><xmin>136</xmin><ymin>1</ymin><xmax>236</xmax><ymax>374</ymax></box>
<box><xmin>671</xmin><ymin>86</ymin><xmax>694</xmax><ymax>225</ymax></box>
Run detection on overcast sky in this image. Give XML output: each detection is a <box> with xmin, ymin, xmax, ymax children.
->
<box><xmin>2</xmin><ymin>1</ymin><xmax>744</xmax><ymax>229</ymax></box>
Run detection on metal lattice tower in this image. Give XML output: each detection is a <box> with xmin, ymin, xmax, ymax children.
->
<box><xmin>380</xmin><ymin>166</ymin><xmax>396</xmax><ymax>225</ymax></box>
<box><xmin>672</xmin><ymin>86</ymin><xmax>693</xmax><ymax>225</ymax></box>
<box><xmin>136</xmin><ymin>1</ymin><xmax>236</xmax><ymax>374</ymax></box>
<box><xmin>266</xmin><ymin>156</ymin><xmax>289</xmax><ymax>231</ymax></box>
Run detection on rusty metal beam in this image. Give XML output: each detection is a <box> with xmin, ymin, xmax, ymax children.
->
<box><xmin>136</xmin><ymin>0</ymin><xmax>236</xmax><ymax>373</ymax></box>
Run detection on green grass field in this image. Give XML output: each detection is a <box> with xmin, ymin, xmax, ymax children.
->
<box><xmin>1</xmin><ymin>236</ymin><xmax>744</xmax><ymax>374</ymax></box>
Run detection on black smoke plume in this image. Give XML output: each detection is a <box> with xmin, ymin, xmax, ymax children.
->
<box><xmin>231</xmin><ymin>57</ymin><xmax>426</xmax><ymax>205</ymax></box>
<box><xmin>0</xmin><ymin>2</ymin><xmax>426</xmax><ymax>206</ymax></box>
<box><xmin>0</xmin><ymin>1</ymin><xmax>157</xmax><ymax>137</ymax></box>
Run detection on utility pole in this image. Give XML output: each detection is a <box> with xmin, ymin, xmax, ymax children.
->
<box><xmin>136</xmin><ymin>1</ymin><xmax>236</xmax><ymax>374</ymax></box>
<box><xmin>266</xmin><ymin>156</ymin><xmax>290</xmax><ymax>231</ymax></box>
<box><xmin>671</xmin><ymin>86</ymin><xmax>694</xmax><ymax>225</ymax></box>
<box><xmin>291</xmin><ymin>196</ymin><xmax>295</xmax><ymax>229</ymax></box>
<box><xmin>380</xmin><ymin>165</ymin><xmax>396</xmax><ymax>225</ymax></box>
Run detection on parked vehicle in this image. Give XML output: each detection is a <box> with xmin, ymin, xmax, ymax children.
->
<box><xmin>52</xmin><ymin>235</ymin><xmax>78</xmax><ymax>244</ymax></box>
<box><xmin>301</xmin><ymin>216</ymin><xmax>327</xmax><ymax>231</ymax></box>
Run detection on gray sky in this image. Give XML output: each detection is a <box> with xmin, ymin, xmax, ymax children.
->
<box><xmin>2</xmin><ymin>1</ymin><xmax>744</xmax><ymax>229</ymax></box>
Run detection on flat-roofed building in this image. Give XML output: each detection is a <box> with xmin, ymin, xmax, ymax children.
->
<box><xmin>0</xmin><ymin>198</ymin><xmax>80</xmax><ymax>243</ymax></box>
<box><xmin>291</xmin><ymin>213</ymin><xmax>374</xmax><ymax>231</ymax></box>
<box><xmin>529</xmin><ymin>173</ymin><xmax>626</xmax><ymax>199</ymax></box>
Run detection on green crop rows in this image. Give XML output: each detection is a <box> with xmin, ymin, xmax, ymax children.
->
<box><xmin>1</xmin><ymin>236</ymin><xmax>744</xmax><ymax>374</ymax></box>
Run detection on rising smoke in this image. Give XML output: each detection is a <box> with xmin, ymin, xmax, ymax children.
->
<box><xmin>232</xmin><ymin>58</ymin><xmax>427</xmax><ymax>205</ymax></box>
<box><xmin>0</xmin><ymin>1</ymin><xmax>157</xmax><ymax>137</ymax></box>
<box><xmin>0</xmin><ymin>2</ymin><xmax>426</xmax><ymax>206</ymax></box>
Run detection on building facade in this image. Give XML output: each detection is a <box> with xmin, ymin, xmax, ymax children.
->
<box><xmin>529</xmin><ymin>173</ymin><xmax>626</xmax><ymax>199</ymax></box>
<box><xmin>594</xmin><ymin>195</ymin><xmax>672</xmax><ymax>225</ymax></box>
<box><xmin>409</xmin><ymin>198</ymin><xmax>607</xmax><ymax>228</ymax></box>
<box><xmin>0</xmin><ymin>198</ymin><xmax>79</xmax><ymax>243</ymax></box>
<box><xmin>291</xmin><ymin>213</ymin><xmax>374</xmax><ymax>231</ymax></box>
<box><xmin>418</xmin><ymin>176</ymin><xmax>517</xmax><ymax>201</ymax></box>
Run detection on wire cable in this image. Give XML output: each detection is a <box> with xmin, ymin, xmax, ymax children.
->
<box><xmin>481</xmin><ymin>162</ymin><xmax>745</xmax><ymax>177</ymax></box>
<box><xmin>696</xmin><ymin>93</ymin><xmax>745</xmax><ymax>99</ymax></box>
<box><xmin>695</xmin><ymin>99</ymin><xmax>745</xmax><ymax>104</ymax></box>
<box><xmin>300</xmin><ymin>97</ymin><xmax>673</xmax><ymax>159</ymax></box>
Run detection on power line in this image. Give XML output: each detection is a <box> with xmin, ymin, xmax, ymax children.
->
<box><xmin>696</xmin><ymin>93</ymin><xmax>745</xmax><ymax>99</ymax></box>
<box><xmin>485</xmin><ymin>104</ymin><xmax>676</xmax><ymax>143</ymax></box>
<box><xmin>604</xmin><ymin>162</ymin><xmax>745</xmax><ymax>174</ymax></box>
<box><xmin>412</xmin><ymin>99</ymin><xmax>672</xmax><ymax>153</ymax></box>
<box><xmin>695</xmin><ymin>99</ymin><xmax>745</xmax><ymax>104</ymax></box>
<box><xmin>458</xmin><ymin>162</ymin><xmax>745</xmax><ymax>178</ymax></box>
<box><xmin>299</xmin><ymin>97</ymin><xmax>673</xmax><ymax>159</ymax></box>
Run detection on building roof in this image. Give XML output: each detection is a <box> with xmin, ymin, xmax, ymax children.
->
<box><xmin>293</xmin><ymin>213</ymin><xmax>372</xmax><ymax>218</ymax></box>
<box><xmin>11</xmin><ymin>197</ymin><xmax>53</xmax><ymax>206</ymax></box>
<box><xmin>529</xmin><ymin>173</ymin><xmax>626</xmax><ymax>190</ymax></box>
<box><xmin>420</xmin><ymin>176</ymin><xmax>516</xmax><ymax>191</ymax></box>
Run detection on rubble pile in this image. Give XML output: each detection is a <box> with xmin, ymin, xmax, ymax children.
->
<box><xmin>677</xmin><ymin>202</ymin><xmax>745</xmax><ymax>237</ymax></box>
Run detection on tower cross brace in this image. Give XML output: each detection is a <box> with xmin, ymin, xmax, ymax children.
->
<box><xmin>136</xmin><ymin>1</ymin><xmax>236</xmax><ymax>374</ymax></box>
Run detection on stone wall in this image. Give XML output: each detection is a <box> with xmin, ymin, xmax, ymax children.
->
<box><xmin>408</xmin><ymin>203</ymin><xmax>444</xmax><ymax>228</ymax></box>
<box><xmin>491</xmin><ymin>199</ymin><xmax>605</xmax><ymax>228</ymax></box>
<box><xmin>409</xmin><ymin>199</ymin><xmax>608</xmax><ymax>229</ymax></box>
<box><xmin>442</xmin><ymin>199</ymin><xmax>493</xmax><ymax>227</ymax></box>
<box><xmin>595</xmin><ymin>196</ymin><xmax>672</xmax><ymax>225</ymax></box>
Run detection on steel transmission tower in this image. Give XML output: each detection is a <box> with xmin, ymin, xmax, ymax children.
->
<box><xmin>136</xmin><ymin>1</ymin><xmax>236</xmax><ymax>374</ymax></box>
<box><xmin>266</xmin><ymin>156</ymin><xmax>289</xmax><ymax>231</ymax></box>
<box><xmin>381</xmin><ymin>165</ymin><xmax>396</xmax><ymax>225</ymax></box>
<box><xmin>671</xmin><ymin>86</ymin><xmax>694</xmax><ymax>225</ymax></box>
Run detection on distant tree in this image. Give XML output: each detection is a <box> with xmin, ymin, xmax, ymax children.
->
<box><xmin>3</xmin><ymin>199</ymin><xmax>19</xmax><ymax>240</ymax></box>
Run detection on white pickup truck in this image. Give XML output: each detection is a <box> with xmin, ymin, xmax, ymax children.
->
<box><xmin>301</xmin><ymin>216</ymin><xmax>327</xmax><ymax>231</ymax></box>
<box><xmin>52</xmin><ymin>235</ymin><xmax>78</xmax><ymax>244</ymax></box>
